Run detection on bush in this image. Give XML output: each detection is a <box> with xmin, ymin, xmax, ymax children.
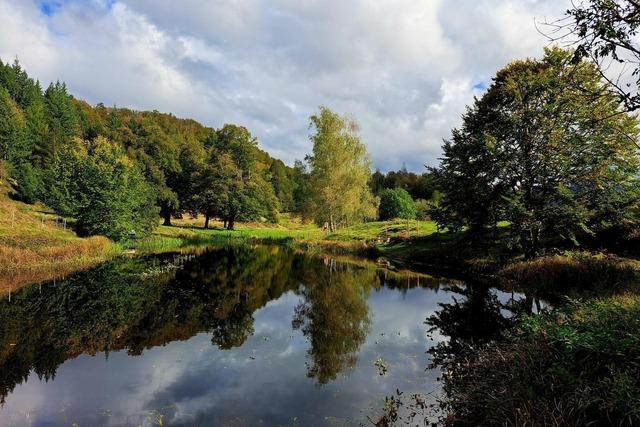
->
<box><xmin>378</xmin><ymin>188</ymin><xmax>417</xmax><ymax>220</ymax></box>
<box><xmin>440</xmin><ymin>295</ymin><xmax>640</xmax><ymax>426</ymax></box>
<box><xmin>498</xmin><ymin>253</ymin><xmax>638</xmax><ymax>294</ymax></box>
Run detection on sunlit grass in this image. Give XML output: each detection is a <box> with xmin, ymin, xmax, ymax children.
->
<box><xmin>135</xmin><ymin>215</ymin><xmax>441</xmax><ymax>256</ymax></box>
<box><xmin>327</xmin><ymin>219</ymin><xmax>438</xmax><ymax>241</ymax></box>
<box><xmin>0</xmin><ymin>171</ymin><xmax>119</xmax><ymax>293</ymax></box>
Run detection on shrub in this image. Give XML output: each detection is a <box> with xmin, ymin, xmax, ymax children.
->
<box><xmin>378</xmin><ymin>188</ymin><xmax>417</xmax><ymax>220</ymax></box>
<box><xmin>498</xmin><ymin>253</ymin><xmax>638</xmax><ymax>294</ymax></box>
<box><xmin>440</xmin><ymin>295</ymin><xmax>640</xmax><ymax>426</ymax></box>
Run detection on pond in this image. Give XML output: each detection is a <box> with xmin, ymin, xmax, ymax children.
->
<box><xmin>0</xmin><ymin>245</ymin><xmax>542</xmax><ymax>426</ymax></box>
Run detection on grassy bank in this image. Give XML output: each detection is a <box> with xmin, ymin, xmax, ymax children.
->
<box><xmin>3</xmin><ymin>184</ymin><xmax>640</xmax><ymax>299</ymax></box>
<box><xmin>498</xmin><ymin>252</ymin><xmax>640</xmax><ymax>296</ymax></box>
<box><xmin>441</xmin><ymin>294</ymin><xmax>640</xmax><ymax>426</ymax></box>
<box><xmin>132</xmin><ymin>215</ymin><xmax>440</xmax><ymax>257</ymax></box>
<box><xmin>131</xmin><ymin>215</ymin><xmax>640</xmax><ymax>295</ymax></box>
<box><xmin>0</xmin><ymin>172</ymin><xmax>120</xmax><ymax>293</ymax></box>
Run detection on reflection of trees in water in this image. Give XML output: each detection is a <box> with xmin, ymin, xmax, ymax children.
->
<box><xmin>426</xmin><ymin>283</ymin><xmax>543</xmax><ymax>369</ymax></box>
<box><xmin>0</xmin><ymin>246</ymin><xmax>299</xmax><ymax>404</ymax></box>
<box><xmin>292</xmin><ymin>257</ymin><xmax>375</xmax><ymax>384</ymax></box>
<box><xmin>0</xmin><ymin>247</ymin><xmax>400</xmax><ymax>403</ymax></box>
<box><xmin>371</xmin><ymin>284</ymin><xmax>545</xmax><ymax>426</ymax></box>
<box><xmin>137</xmin><ymin>245</ymin><xmax>297</xmax><ymax>352</ymax></box>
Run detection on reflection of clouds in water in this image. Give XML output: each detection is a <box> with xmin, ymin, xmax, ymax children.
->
<box><xmin>150</xmin><ymin>286</ymin><xmax>451</xmax><ymax>426</ymax></box>
<box><xmin>1</xmin><ymin>279</ymin><xmax>455</xmax><ymax>427</ymax></box>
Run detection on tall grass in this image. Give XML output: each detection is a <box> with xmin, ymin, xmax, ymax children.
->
<box><xmin>0</xmin><ymin>169</ymin><xmax>120</xmax><ymax>293</ymax></box>
<box><xmin>499</xmin><ymin>252</ymin><xmax>639</xmax><ymax>294</ymax></box>
<box><xmin>0</xmin><ymin>237</ymin><xmax>119</xmax><ymax>293</ymax></box>
<box><xmin>440</xmin><ymin>294</ymin><xmax>640</xmax><ymax>426</ymax></box>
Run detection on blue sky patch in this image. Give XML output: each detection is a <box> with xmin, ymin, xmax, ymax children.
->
<box><xmin>473</xmin><ymin>81</ymin><xmax>488</xmax><ymax>91</ymax></box>
<box><xmin>38</xmin><ymin>0</ymin><xmax>64</xmax><ymax>16</ymax></box>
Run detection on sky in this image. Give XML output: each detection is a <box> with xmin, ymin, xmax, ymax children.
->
<box><xmin>0</xmin><ymin>0</ymin><xmax>569</xmax><ymax>171</ymax></box>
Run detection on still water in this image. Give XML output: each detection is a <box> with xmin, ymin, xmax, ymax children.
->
<box><xmin>0</xmin><ymin>245</ymin><xmax>538</xmax><ymax>426</ymax></box>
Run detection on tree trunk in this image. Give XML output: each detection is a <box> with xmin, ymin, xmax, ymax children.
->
<box><xmin>524</xmin><ymin>227</ymin><xmax>540</xmax><ymax>260</ymax></box>
<box><xmin>204</xmin><ymin>214</ymin><xmax>211</xmax><ymax>229</ymax></box>
<box><xmin>162</xmin><ymin>211</ymin><xmax>172</xmax><ymax>226</ymax></box>
<box><xmin>223</xmin><ymin>219</ymin><xmax>227</xmax><ymax>229</ymax></box>
<box><xmin>227</xmin><ymin>216</ymin><xmax>235</xmax><ymax>230</ymax></box>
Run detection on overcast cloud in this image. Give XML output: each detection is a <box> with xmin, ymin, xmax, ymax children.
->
<box><xmin>0</xmin><ymin>0</ymin><xmax>569</xmax><ymax>171</ymax></box>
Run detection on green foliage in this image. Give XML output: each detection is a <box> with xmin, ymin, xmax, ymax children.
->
<box><xmin>44</xmin><ymin>81</ymin><xmax>78</xmax><ymax>158</ymax></box>
<box><xmin>378</xmin><ymin>188</ymin><xmax>417</xmax><ymax>220</ymax></box>
<box><xmin>434</xmin><ymin>48</ymin><xmax>640</xmax><ymax>258</ymax></box>
<box><xmin>441</xmin><ymin>294</ymin><xmax>640</xmax><ymax>425</ymax></box>
<box><xmin>306</xmin><ymin>107</ymin><xmax>377</xmax><ymax>230</ymax></box>
<box><xmin>0</xmin><ymin>87</ymin><xmax>26</xmax><ymax>162</ymax></box>
<box><xmin>8</xmin><ymin>161</ymin><xmax>42</xmax><ymax>204</ymax></box>
<box><xmin>269</xmin><ymin>159</ymin><xmax>295</xmax><ymax>212</ymax></box>
<box><xmin>0</xmin><ymin>58</ymin><xmax>42</xmax><ymax>110</ymax></box>
<box><xmin>190</xmin><ymin>125</ymin><xmax>279</xmax><ymax>229</ymax></box>
<box><xmin>291</xmin><ymin>159</ymin><xmax>311</xmax><ymax>214</ymax></box>
<box><xmin>40</xmin><ymin>137</ymin><xmax>158</xmax><ymax>240</ymax></box>
<box><xmin>72</xmin><ymin>137</ymin><xmax>159</xmax><ymax>240</ymax></box>
<box><xmin>0</xmin><ymin>59</ymin><xmax>298</xmax><ymax>239</ymax></box>
<box><xmin>371</xmin><ymin>167</ymin><xmax>437</xmax><ymax>201</ymax></box>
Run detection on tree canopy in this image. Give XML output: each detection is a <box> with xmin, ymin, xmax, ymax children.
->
<box><xmin>378</xmin><ymin>188</ymin><xmax>418</xmax><ymax>220</ymax></box>
<box><xmin>433</xmin><ymin>48</ymin><xmax>640</xmax><ymax>257</ymax></box>
<box><xmin>306</xmin><ymin>107</ymin><xmax>377</xmax><ymax>231</ymax></box>
<box><xmin>0</xmin><ymin>58</ymin><xmax>298</xmax><ymax>239</ymax></box>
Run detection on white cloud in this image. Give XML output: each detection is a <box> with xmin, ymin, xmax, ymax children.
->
<box><xmin>0</xmin><ymin>0</ymin><xmax>570</xmax><ymax>170</ymax></box>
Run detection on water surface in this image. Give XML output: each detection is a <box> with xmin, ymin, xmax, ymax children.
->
<box><xmin>0</xmin><ymin>245</ymin><xmax>538</xmax><ymax>426</ymax></box>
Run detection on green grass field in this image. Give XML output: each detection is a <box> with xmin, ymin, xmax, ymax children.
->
<box><xmin>132</xmin><ymin>214</ymin><xmax>442</xmax><ymax>255</ymax></box>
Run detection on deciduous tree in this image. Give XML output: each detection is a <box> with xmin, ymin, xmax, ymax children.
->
<box><xmin>306</xmin><ymin>107</ymin><xmax>377</xmax><ymax>231</ymax></box>
<box><xmin>434</xmin><ymin>48</ymin><xmax>640</xmax><ymax>258</ymax></box>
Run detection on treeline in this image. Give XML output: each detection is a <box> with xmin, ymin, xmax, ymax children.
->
<box><xmin>0</xmin><ymin>59</ymin><xmax>304</xmax><ymax>239</ymax></box>
<box><xmin>370</xmin><ymin>167</ymin><xmax>439</xmax><ymax>221</ymax></box>
<box><xmin>371</xmin><ymin>167</ymin><xmax>437</xmax><ymax>201</ymax></box>
<box><xmin>0</xmin><ymin>59</ymin><xmax>439</xmax><ymax>240</ymax></box>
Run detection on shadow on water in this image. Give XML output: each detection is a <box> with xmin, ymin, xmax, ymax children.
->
<box><xmin>372</xmin><ymin>282</ymin><xmax>548</xmax><ymax>426</ymax></box>
<box><xmin>0</xmin><ymin>245</ymin><xmax>544</xmax><ymax>426</ymax></box>
<box><xmin>427</xmin><ymin>283</ymin><xmax>546</xmax><ymax>369</ymax></box>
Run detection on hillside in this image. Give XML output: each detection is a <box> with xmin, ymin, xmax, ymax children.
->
<box><xmin>0</xmin><ymin>164</ymin><xmax>117</xmax><ymax>293</ymax></box>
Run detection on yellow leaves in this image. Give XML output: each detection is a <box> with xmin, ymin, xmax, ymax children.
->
<box><xmin>484</xmin><ymin>135</ymin><xmax>497</xmax><ymax>151</ymax></box>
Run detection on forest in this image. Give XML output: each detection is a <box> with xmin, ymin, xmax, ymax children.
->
<box><xmin>0</xmin><ymin>59</ymin><xmax>437</xmax><ymax>239</ymax></box>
